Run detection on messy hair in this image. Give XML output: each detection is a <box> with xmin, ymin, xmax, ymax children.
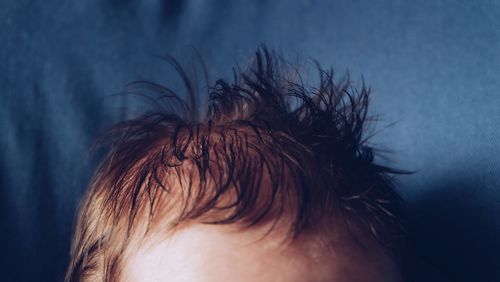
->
<box><xmin>67</xmin><ymin>48</ymin><xmax>405</xmax><ymax>281</ymax></box>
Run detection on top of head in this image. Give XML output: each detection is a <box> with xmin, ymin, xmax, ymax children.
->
<box><xmin>66</xmin><ymin>48</ymin><xmax>406</xmax><ymax>282</ymax></box>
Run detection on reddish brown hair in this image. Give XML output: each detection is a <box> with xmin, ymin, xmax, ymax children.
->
<box><xmin>66</xmin><ymin>48</ymin><xmax>405</xmax><ymax>281</ymax></box>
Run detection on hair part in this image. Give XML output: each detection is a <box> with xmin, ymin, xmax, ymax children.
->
<box><xmin>66</xmin><ymin>48</ymin><xmax>406</xmax><ymax>281</ymax></box>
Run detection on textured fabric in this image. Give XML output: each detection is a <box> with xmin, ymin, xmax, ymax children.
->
<box><xmin>1</xmin><ymin>0</ymin><xmax>499</xmax><ymax>281</ymax></box>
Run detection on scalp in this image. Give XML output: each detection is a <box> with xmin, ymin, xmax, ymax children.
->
<box><xmin>66</xmin><ymin>48</ymin><xmax>406</xmax><ymax>281</ymax></box>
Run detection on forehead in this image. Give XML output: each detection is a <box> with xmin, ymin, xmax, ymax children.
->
<box><xmin>122</xmin><ymin>224</ymin><xmax>401</xmax><ymax>282</ymax></box>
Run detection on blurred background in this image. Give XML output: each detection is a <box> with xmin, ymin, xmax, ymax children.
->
<box><xmin>1</xmin><ymin>0</ymin><xmax>499</xmax><ymax>281</ymax></box>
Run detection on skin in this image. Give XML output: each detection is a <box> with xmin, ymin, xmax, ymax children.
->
<box><xmin>122</xmin><ymin>223</ymin><xmax>402</xmax><ymax>282</ymax></box>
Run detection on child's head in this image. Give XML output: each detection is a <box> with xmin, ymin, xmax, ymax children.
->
<box><xmin>67</xmin><ymin>49</ymin><xmax>406</xmax><ymax>282</ymax></box>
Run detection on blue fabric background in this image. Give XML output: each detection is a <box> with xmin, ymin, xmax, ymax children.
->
<box><xmin>1</xmin><ymin>1</ymin><xmax>499</xmax><ymax>281</ymax></box>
